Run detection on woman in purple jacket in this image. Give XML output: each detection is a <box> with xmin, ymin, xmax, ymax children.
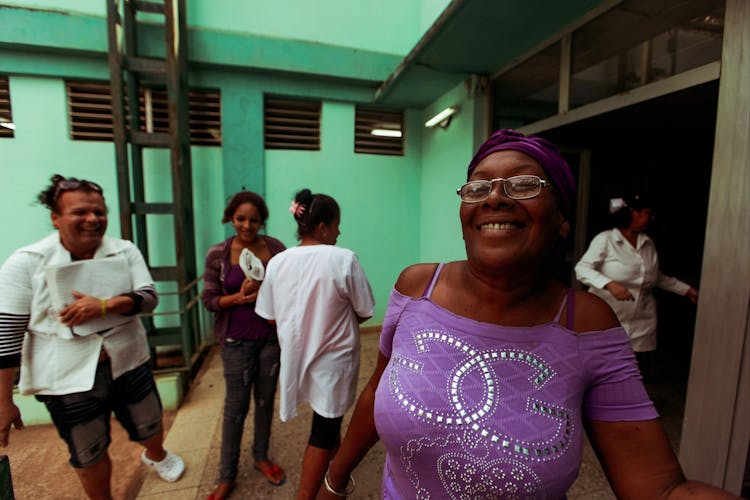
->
<box><xmin>203</xmin><ymin>191</ymin><xmax>286</xmax><ymax>499</ymax></box>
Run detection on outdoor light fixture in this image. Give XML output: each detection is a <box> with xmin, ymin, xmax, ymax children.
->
<box><xmin>371</xmin><ymin>128</ymin><xmax>402</xmax><ymax>138</ymax></box>
<box><xmin>424</xmin><ymin>106</ymin><xmax>458</xmax><ymax>128</ymax></box>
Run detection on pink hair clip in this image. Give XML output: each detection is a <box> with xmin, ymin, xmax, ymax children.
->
<box><xmin>289</xmin><ymin>200</ymin><xmax>306</xmax><ymax>217</ymax></box>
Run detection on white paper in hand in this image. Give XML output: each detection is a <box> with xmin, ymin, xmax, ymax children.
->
<box><xmin>44</xmin><ymin>256</ymin><xmax>133</xmax><ymax>336</ymax></box>
<box><xmin>239</xmin><ymin>248</ymin><xmax>264</xmax><ymax>281</ymax></box>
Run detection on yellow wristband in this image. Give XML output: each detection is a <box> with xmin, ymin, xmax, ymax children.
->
<box><xmin>100</xmin><ymin>298</ymin><xmax>107</xmax><ymax>318</ymax></box>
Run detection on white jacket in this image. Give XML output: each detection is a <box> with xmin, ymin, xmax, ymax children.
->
<box><xmin>575</xmin><ymin>228</ymin><xmax>690</xmax><ymax>352</ymax></box>
<box><xmin>255</xmin><ymin>245</ymin><xmax>374</xmax><ymax>421</ymax></box>
<box><xmin>0</xmin><ymin>233</ymin><xmax>154</xmax><ymax>395</ymax></box>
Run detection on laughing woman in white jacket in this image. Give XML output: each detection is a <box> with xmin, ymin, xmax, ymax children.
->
<box><xmin>575</xmin><ymin>195</ymin><xmax>698</xmax><ymax>376</ymax></box>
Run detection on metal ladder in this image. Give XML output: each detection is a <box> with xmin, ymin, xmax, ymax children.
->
<box><xmin>105</xmin><ymin>0</ymin><xmax>202</xmax><ymax>372</ymax></box>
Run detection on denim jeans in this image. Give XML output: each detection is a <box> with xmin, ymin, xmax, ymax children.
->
<box><xmin>219</xmin><ymin>335</ymin><xmax>280</xmax><ymax>482</ymax></box>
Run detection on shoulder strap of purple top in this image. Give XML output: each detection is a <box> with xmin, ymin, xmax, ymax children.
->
<box><xmin>423</xmin><ymin>263</ymin><xmax>445</xmax><ymax>298</ymax></box>
<box><xmin>552</xmin><ymin>290</ymin><xmax>567</xmax><ymax>322</ymax></box>
<box><xmin>552</xmin><ymin>288</ymin><xmax>575</xmax><ymax>329</ymax></box>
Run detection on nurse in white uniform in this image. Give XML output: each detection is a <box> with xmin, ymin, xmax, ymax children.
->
<box><xmin>575</xmin><ymin>195</ymin><xmax>698</xmax><ymax>376</ymax></box>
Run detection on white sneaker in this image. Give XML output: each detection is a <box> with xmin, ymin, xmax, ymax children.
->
<box><xmin>141</xmin><ymin>450</ymin><xmax>185</xmax><ymax>482</ymax></box>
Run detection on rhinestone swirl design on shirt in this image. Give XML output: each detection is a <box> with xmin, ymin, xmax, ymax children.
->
<box><xmin>400</xmin><ymin>434</ymin><xmax>546</xmax><ymax>500</ymax></box>
<box><xmin>438</xmin><ymin>454</ymin><xmax>544</xmax><ymax>500</ymax></box>
<box><xmin>390</xmin><ymin>329</ymin><xmax>575</xmax><ymax>497</ymax></box>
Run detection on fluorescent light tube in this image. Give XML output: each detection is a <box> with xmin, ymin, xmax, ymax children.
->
<box><xmin>425</xmin><ymin>106</ymin><xmax>458</xmax><ymax>128</ymax></box>
<box><xmin>371</xmin><ymin>128</ymin><xmax>402</xmax><ymax>137</ymax></box>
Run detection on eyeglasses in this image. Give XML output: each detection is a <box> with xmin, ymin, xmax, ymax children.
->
<box><xmin>456</xmin><ymin>175</ymin><xmax>549</xmax><ymax>203</ymax></box>
<box><xmin>53</xmin><ymin>179</ymin><xmax>103</xmax><ymax>203</ymax></box>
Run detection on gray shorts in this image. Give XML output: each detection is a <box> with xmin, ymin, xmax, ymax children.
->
<box><xmin>36</xmin><ymin>359</ymin><xmax>163</xmax><ymax>468</ymax></box>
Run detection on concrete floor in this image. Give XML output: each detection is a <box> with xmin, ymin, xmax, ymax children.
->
<box><xmin>4</xmin><ymin>331</ymin><xmax>688</xmax><ymax>499</ymax></box>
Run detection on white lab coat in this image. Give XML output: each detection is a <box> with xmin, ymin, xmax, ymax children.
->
<box><xmin>575</xmin><ymin>228</ymin><xmax>690</xmax><ymax>352</ymax></box>
<box><xmin>255</xmin><ymin>245</ymin><xmax>375</xmax><ymax>421</ymax></box>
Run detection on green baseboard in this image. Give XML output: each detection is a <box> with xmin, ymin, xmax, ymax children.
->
<box><xmin>13</xmin><ymin>371</ymin><xmax>185</xmax><ymax>426</ymax></box>
<box><xmin>155</xmin><ymin>372</ymin><xmax>184</xmax><ymax>411</ymax></box>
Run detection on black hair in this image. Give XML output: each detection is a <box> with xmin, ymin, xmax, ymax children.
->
<box><xmin>38</xmin><ymin>174</ymin><xmax>105</xmax><ymax>213</ymax></box>
<box><xmin>222</xmin><ymin>191</ymin><xmax>269</xmax><ymax>224</ymax></box>
<box><xmin>292</xmin><ymin>188</ymin><xmax>340</xmax><ymax>240</ymax></box>
<box><xmin>609</xmin><ymin>194</ymin><xmax>653</xmax><ymax>229</ymax></box>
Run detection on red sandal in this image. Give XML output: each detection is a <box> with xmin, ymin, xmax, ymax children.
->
<box><xmin>254</xmin><ymin>461</ymin><xmax>286</xmax><ymax>486</ymax></box>
<box><xmin>206</xmin><ymin>481</ymin><xmax>235</xmax><ymax>500</ymax></box>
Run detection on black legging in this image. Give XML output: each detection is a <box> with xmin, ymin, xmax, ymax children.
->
<box><xmin>308</xmin><ymin>411</ymin><xmax>343</xmax><ymax>450</ymax></box>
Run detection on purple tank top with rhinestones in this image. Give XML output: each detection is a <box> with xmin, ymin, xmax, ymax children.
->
<box><xmin>373</xmin><ymin>264</ymin><xmax>657</xmax><ymax>499</ymax></box>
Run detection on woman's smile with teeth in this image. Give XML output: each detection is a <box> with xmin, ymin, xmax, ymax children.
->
<box><xmin>480</xmin><ymin>222</ymin><xmax>522</xmax><ymax>230</ymax></box>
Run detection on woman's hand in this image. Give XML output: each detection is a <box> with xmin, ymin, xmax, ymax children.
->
<box><xmin>604</xmin><ymin>281</ymin><xmax>634</xmax><ymax>301</ymax></box>
<box><xmin>0</xmin><ymin>402</ymin><xmax>23</xmax><ymax>447</ymax></box>
<box><xmin>58</xmin><ymin>291</ymin><xmax>101</xmax><ymax>326</ymax></box>
<box><xmin>0</xmin><ymin>368</ymin><xmax>24</xmax><ymax>447</ymax></box>
<box><xmin>220</xmin><ymin>285</ymin><xmax>258</xmax><ymax>308</ymax></box>
<box><xmin>217</xmin><ymin>277</ymin><xmax>261</xmax><ymax>308</ymax></box>
<box><xmin>316</xmin><ymin>353</ymin><xmax>389</xmax><ymax>499</ymax></box>
<box><xmin>229</xmin><ymin>291</ymin><xmax>256</xmax><ymax>306</ymax></box>
<box><xmin>241</xmin><ymin>278</ymin><xmax>261</xmax><ymax>297</ymax></box>
<box><xmin>685</xmin><ymin>287</ymin><xmax>699</xmax><ymax>304</ymax></box>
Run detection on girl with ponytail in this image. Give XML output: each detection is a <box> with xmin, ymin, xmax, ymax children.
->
<box><xmin>256</xmin><ymin>188</ymin><xmax>375</xmax><ymax>499</ymax></box>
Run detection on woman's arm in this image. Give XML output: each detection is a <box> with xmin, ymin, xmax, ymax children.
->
<box><xmin>58</xmin><ymin>244</ymin><xmax>159</xmax><ymax>326</ymax></box>
<box><xmin>0</xmin><ymin>253</ymin><xmax>31</xmax><ymax>445</ymax></box>
<box><xmin>576</xmin><ymin>234</ymin><xmax>635</xmax><ymax>301</ymax></box>
<box><xmin>321</xmin><ymin>264</ymin><xmax>428</xmax><ymax>497</ymax></box>
<box><xmin>202</xmin><ymin>247</ymin><xmax>226</xmax><ymax>312</ymax></box>
<box><xmin>585</xmin><ymin>419</ymin><xmax>738</xmax><ymax>499</ymax></box>
<box><xmin>657</xmin><ymin>273</ymin><xmax>698</xmax><ymax>304</ymax></box>
<box><xmin>319</xmin><ymin>352</ymin><xmax>388</xmax><ymax>498</ymax></box>
<box><xmin>56</xmin><ymin>286</ymin><xmax>157</xmax><ymax>326</ymax></box>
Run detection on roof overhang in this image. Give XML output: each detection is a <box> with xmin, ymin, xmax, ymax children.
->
<box><xmin>374</xmin><ymin>0</ymin><xmax>615</xmax><ymax>108</ymax></box>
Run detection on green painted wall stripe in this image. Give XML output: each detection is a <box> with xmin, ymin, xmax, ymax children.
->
<box><xmin>0</xmin><ymin>6</ymin><xmax>106</xmax><ymax>54</ymax></box>
<box><xmin>0</xmin><ymin>48</ymin><xmax>109</xmax><ymax>79</ymax></box>
<box><xmin>0</xmin><ymin>6</ymin><xmax>403</xmax><ymax>82</ymax></box>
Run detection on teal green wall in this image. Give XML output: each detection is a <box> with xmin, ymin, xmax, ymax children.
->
<box><xmin>1</xmin><ymin>0</ymin><xmax>450</xmax><ymax>57</ymax></box>
<box><xmin>0</xmin><ymin>75</ymin><xmax>224</xmax><ymax>335</ymax></box>
<box><xmin>0</xmin><ymin>0</ymin><xmax>464</xmax><ymax>328</ymax></box>
<box><xmin>188</xmin><ymin>1</ymin><xmax>431</xmax><ymax>56</ymax></box>
<box><xmin>0</xmin><ymin>75</ymin><xmax>224</xmax><ymax>267</ymax></box>
<box><xmin>0</xmin><ymin>71</ymin><xmax>421</xmax><ymax>325</ymax></box>
<box><xmin>0</xmin><ymin>7</ymin><xmax>403</xmax><ymax>82</ymax></box>
<box><xmin>264</xmin><ymin>102</ymin><xmax>422</xmax><ymax>323</ymax></box>
<box><xmin>0</xmin><ymin>75</ymin><xmax>119</xmax><ymax>257</ymax></box>
<box><xmin>420</xmin><ymin>0</ymin><xmax>451</xmax><ymax>32</ymax></box>
<box><xmin>418</xmin><ymin>81</ymin><xmax>478</xmax><ymax>263</ymax></box>
<box><xmin>212</xmin><ymin>69</ymin><xmax>391</xmax><ymax>202</ymax></box>
<box><xmin>0</xmin><ymin>0</ymin><xmax>101</xmax><ymax>16</ymax></box>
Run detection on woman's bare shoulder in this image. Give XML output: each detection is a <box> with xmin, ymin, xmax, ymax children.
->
<box><xmin>394</xmin><ymin>263</ymin><xmax>440</xmax><ymax>298</ymax></box>
<box><xmin>572</xmin><ymin>290</ymin><xmax>621</xmax><ymax>333</ymax></box>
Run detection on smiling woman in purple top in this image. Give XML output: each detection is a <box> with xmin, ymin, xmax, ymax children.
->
<box><xmin>320</xmin><ymin>130</ymin><xmax>738</xmax><ymax>499</ymax></box>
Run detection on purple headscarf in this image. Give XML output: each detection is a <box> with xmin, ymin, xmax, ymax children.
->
<box><xmin>467</xmin><ymin>129</ymin><xmax>576</xmax><ymax>219</ymax></box>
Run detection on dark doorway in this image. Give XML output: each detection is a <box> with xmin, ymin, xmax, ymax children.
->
<box><xmin>540</xmin><ymin>80</ymin><xmax>719</xmax><ymax>423</ymax></box>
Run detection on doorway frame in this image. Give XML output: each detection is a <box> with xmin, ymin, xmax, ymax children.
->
<box><xmin>505</xmin><ymin>0</ymin><xmax>749</xmax><ymax>492</ymax></box>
